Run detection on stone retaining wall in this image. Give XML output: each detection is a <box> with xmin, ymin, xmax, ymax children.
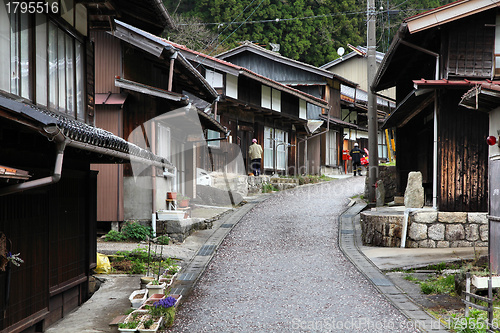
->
<box><xmin>360</xmin><ymin>209</ymin><xmax>488</xmax><ymax>248</ymax></box>
<box><xmin>407</xmin><ymin>211</ymin><xmax>488</xmax><ymax>248</ymax></box>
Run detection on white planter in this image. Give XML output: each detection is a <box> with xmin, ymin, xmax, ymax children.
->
<box><xmin>146</xmin><ymin>281</ymin><xmax>166</xmax><ymax>297</ymax></box>
<box><xmin>137</xmin><ymin>316</ymin><xmax>163</xmax><ymax>333</ymax></box>
<box><xmin>129</xmin><ymin>289</ymin><xmax>148</xmax><ymax>309</ymax></box>
<box><xmin>471</xmin><ymin>275</ymin><xmax>500</xmax><ymax>289</ymax></box>
<box><xmin>157</xmin><ymin>210</ymin><xmax>184</xmax><ymax>221</ymax></box>
<box><xmin>118</xmin><ymin>310</ymin><xmax>148</xmax><ymax>332</ymax></box>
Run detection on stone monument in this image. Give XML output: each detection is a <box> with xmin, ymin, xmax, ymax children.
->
<box><xmin>404</xmin><ymin>171</ymin><xmax>424</xmax><ymax>208</ymax></box>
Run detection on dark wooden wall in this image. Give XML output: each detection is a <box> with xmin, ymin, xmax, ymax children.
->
<box><xmin>438</xmin><ymin>90</ymin><xmax>489</xmax><ymax>212</ymax></box>
<box><xmin>444</xmin><ymin>10</ymin><xmax>495</xmax><ymax>79</ymax></box>
<box><xmin>0</xmin><ymin>121</ymin><xmax>95</xmax><ymax>332</ymax></box>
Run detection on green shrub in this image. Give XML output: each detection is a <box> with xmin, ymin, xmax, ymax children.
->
<box><xmin>104</xmin><ymin>230</ymin><xmax>127</xmax><ymax>242</ymax></box>
<box><xmin>262</xmin><ymin>183</ymin><xmax>278</xmax><ymax>193</ymax></box>
<box><xmin>450</xmin><ymin>309</ymin><xmax>488</xmax><ymax>333</ymax></box>
<box><xmin>130</xmin><ymin>259</ymin><xmax>146</xmax><ymax>274</ymax></box>
<box><xmin>420</xmin><ymin>274</ymin><xmax>455</xmax><ymax>295</ymax></box>
<box><xmin>121</xmin><ymin>221</ymin><xmax>152</xmax><ymax>241</ymax></box>
<box><xmin>156</xmin><ymin>235</ymin><xmax>170</xmax><ymax>245</ymax></box>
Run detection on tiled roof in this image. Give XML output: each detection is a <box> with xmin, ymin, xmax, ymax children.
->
<box><xmin>0</xmin><ymin>95</ymin><xmax>173</xmax><ymax>168</ymax></box>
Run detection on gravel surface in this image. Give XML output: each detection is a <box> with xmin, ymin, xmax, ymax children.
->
<box><xmin>167</xmin><ymin>177</ymin><xmax>420</xmax><ymax>332</ymax></box>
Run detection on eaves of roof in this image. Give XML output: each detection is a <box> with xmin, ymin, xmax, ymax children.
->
<box><xmin>239</xmin><ymin>69</ymin><xmax>328</xmax><ymax>109</ymax></box>
<box><xmin>221</xmin><ymin>95</ymin><xmax>307</xmax><ymax>125</ymax></box>
<box><xmin>413</xmin><ymin>79</ymin><xmax>500</xmax><ymax>89</ymax></box>
<box><xmin>112</xmin><ymin>20</ymin><xmax>218</xmax><ymax>102</ymax></box>
<box><xmin>0</xmin><ymin>94</ymin><xmax>173</xmax><ymax>169</ymax></box>
<box><xmin>115</xmin><ymin>77</ymin><xmax>189</xmax><ymax>104</ymax></box>
<box><xmin>318</xmin><ymin>114</ymin><xmax>359</xmax><ymax>130</ymax></box>
<box><xmin>382</xmin><ymin>89</ymin><xmax>435</xmax><ymax>129</ymax></box>
<box><xmin>216</xmin><ymin>41</ymin><xmax>357</xmax><ymax>87</ymax></box>
<box><xmin>404</xmin><ymin>0</ymin><xmax>500</xmax><ymax>34</ymax></box>
<box><xmin>162</xmin><ymin>41</ymin><xmax>330</xmax><ymax>109</ymax></box>
<box><xmin>460</xmin><ymin>83</ymin><xmax>500</xmax><ymax>112</ymax></box>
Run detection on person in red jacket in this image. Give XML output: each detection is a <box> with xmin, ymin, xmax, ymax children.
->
<box><xmin>350</xmin><ymin>143</ymin><xmax>363</xmax><ymax>176</ymax></box>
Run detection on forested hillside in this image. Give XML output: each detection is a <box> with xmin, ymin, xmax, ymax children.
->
<box><xmin>162</xmin><ymin>0</ymin><xmax>455</xmax><ymax>67</ymax></box>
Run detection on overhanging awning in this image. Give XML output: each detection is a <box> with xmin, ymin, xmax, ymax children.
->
<box><xmin>382</xmin><ymin>89</ymin><xmax>435</xmax><ymax>129</ymax></box>
<box><xmin>115</xmin><ymin>78</ymin><xmax>189</xmax><ymax>104</ymax></box>
<box><xmin>0</xmin><ymin>94</ymin><xmax>174</xmax><ymax>169</ymax></box>
<box><xmin>319</xmin><ymin>115</ymin><xmax>360</xmax><ymax>130</ymax></box>
<box><xmin>460</xmin><ymin>83</ymin><xmax>500</xmax><ymax>112</ymax></box>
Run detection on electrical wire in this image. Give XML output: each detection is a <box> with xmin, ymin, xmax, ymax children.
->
<box><xmin>194</xmin><ymin>0</ymin><xmax>266</xmax><ymax>69</ymax></box>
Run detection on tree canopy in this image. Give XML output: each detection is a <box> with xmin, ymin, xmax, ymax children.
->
<box><xmin>162</xmin><ymin>0</ymin><xmax>455</xmax><ymax>67</ymax></box>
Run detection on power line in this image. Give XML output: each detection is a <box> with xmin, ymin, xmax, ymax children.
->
<box><xmin>177</xmin><ymin>10</ymin><xmax>367</xmax><ymax>27</ymax></box>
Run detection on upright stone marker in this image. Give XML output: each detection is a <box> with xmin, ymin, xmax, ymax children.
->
<box><xmin>404</xmin><ymin>171</ymin><xmax>424</xmax><ymax>208</ymax></box>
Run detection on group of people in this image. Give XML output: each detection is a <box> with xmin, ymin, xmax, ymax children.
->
<box><xmin>248</xmin><ymin>138</ymin><xmax>365</xmax><ymax>176</ymax></box>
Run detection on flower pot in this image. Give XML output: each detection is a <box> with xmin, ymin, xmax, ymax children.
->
<box><xmin>140</xmin><ymin>276</ymin><xmax>155</xmax><ymax>289</ymax></box>
<box><xmin>146</xmin><ymin>281</ymin><xmax>166</xmax><ymax>297</ymax></box>
<box><xmin>156</xmin><ymin>210</ymin><xmax>184</xmax><ymax>221</ymax></box>
<box><xmin>119</xmin><ymin>310</ymin><xmax>148</xmax><ymax>332</ymax></box>
<box><xmin>471</xmin><ymin>275</ymin><xmax>500</xmax><ymax>289</ymax></box>
<box><xmin>129</xmin><ymin>289</ymin><xmax>148</xmax><ymax>309</ymax></box>
<box><xmin>166</xmin><ymin>192</ymin><xmax>177</xmax><ymax>200</ymax></box>
<box><xmin>137</xmin><ymin>315</ymin><xmax>163</xmax><ymax>333</ymax></box>
<box><xmin>178</xmin><ymin>199</ymin><xmax>189</xmax><ymax>208</ymax></box>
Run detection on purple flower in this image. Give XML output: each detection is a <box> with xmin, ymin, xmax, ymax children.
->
<box><xmin>153</xmin><ymin>296</ymin><xmax>176</xmax><ymax>309</ymax></box>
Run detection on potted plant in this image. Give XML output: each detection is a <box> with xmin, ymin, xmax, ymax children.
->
<box><xmin>177</xmin><ymin>194</ymin><xmax>190</xmax><ymax>208</ymax></box>
<box><xmin>145</xmin><ymin>279</ymin><xmax>166</xmax><ymax>297</ymax></box>
<box><xmin>118</xmin><ymin>310</ymin><xmax>147</xmax><ymax>332</ymax></box>
<box><xmin>146</xmin><ymin>296</ymin><xmax>177</xmax><ymax>328</ymax></box>
<box><xmin>166</xmin><ymin>192</ymin><xmax>176</xmax><ymax>200</ymax></box>
<box><xmin>137</xmin><ymin>314</ymin><xmax>163</xmax><ymax>333</ymax></box>
<box><xmin>129</xmin><ymin>289</ymin><xmax>148</xmax><ymax>309</ymax></box>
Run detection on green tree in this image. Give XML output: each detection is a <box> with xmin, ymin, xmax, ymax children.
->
<box><xmin>163</xmin><ymin>0</ymin><xmax>456</xmax><ymax>66</ymax></box>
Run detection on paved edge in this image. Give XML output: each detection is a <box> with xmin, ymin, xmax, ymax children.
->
<box><xmin>169</xmin><ymin>194</ymin><xmax>270</xmax><ymax>303</ymax></box>
<box><xmin>338</xmin><ymin>203</ymin><xmax>451</xmax><ymax>333</ymax></box>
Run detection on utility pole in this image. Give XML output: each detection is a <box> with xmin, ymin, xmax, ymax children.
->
<box><xmin>367</xmin><ymin>0</ymin><xmax>379</xmax><ymax>203</ymax></box>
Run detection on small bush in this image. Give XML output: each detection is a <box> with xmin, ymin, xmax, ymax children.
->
<box><xmin>262</xmin><ymin>183</ymin><xmax>278</xmax><ymax>193</ymax></box>
<box><xmin>105</xmin><ymin>230</ymin><xmax>127</xmax><ymax>242</ymax></box>
<box><xmin>121</xmin><ymin>221</ymin><xmax>152</xmax><ymax>241</ymax></box>
<box><xmin>130</xmin><ymin>259</ymin><xmax>146</xmax><ymax>274</ymax></box>
<box><xmin>156</xmin><ymin>235</ymin><xmax>170</xmax><ymax>245</ymax></box>
<box><xmin>420</xmin><ymin>274</ymin><xmax>455</xmax><ymax>295</ymax></box>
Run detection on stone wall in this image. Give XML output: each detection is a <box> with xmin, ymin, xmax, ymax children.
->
<box><xmin>247</xmin><ymin>175</ymin><xmax>271</xmax><ymax>194</ymax></box>
<box><xmin>406</xmin><ymin>211</ymin><xmax>488</xmax><ymax>248</ymax></box>
<box><xmin>364</xmin><ymin>166</ymin><xmax>397</xmax><ymax>204</ymax></box>
<box><xmin>360</xmin><ymin>209</ymin><xmax>489</xmax><ymax>248</ymax></box>
<box><xmin>155</xmin><ymin>218</ymin><xmax>214</xmax><ymax>243</ymax></box>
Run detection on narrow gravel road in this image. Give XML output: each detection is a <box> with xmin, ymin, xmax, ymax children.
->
<box><xmin>168</xmin><ymin>177</ymin><xmax>420</xmax><ymax>332</ymax></box>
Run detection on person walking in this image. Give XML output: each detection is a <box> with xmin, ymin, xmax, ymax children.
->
<box><xmin>350</xmin><ymin>142</ymin><xmax>363</xmax><ymax>176</ymax></box>
<box><xmin>248</xmin><ymin>138</ymin><xmax>263</xmax><ymax>176</ymax></box>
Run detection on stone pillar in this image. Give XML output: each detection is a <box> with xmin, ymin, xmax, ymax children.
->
<box><xmin>404</xmin><ymin>171</ymin><xmax>424</xmax><ymax>208</ymax></box>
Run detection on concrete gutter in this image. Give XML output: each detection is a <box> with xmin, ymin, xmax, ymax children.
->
<box><xmin>338</xmin><ymin>202</ymin><xmax>451</xmax><ymax>332</ymax></box>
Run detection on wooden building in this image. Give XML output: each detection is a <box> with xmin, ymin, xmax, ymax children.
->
<box><xmin>164</xmin><ymin>41</ymin><xmax>330</xmax><ymax>176</ymax></box>
<box><xmin>373</xmin><ymin>0</ymin><xmax>500</xmax><ymax>211</ymax></box>
<box><xmin>91</xmin><ymin>19</ymin><xmax>223</xmax><ymax>223</ymax></box>
<box><xmin>0</xmin><ymin>1</ymin><xmax>176</xmax><ymax>332</ymax></box>
<box><xmin>216</xmin><ymin>42</ymin><xmax>359</xmax><ymax>175</ymax></box>
<box><xmin>320</xmin><ymin>46</ymin><xmax>395</xmax><ymax>162</ymax></box>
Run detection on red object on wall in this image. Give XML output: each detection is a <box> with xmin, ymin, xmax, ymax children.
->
<box><xmin>342</xmin><ymin>150</ymin><xmax>351</xmax><ymax>161</ymax></box>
